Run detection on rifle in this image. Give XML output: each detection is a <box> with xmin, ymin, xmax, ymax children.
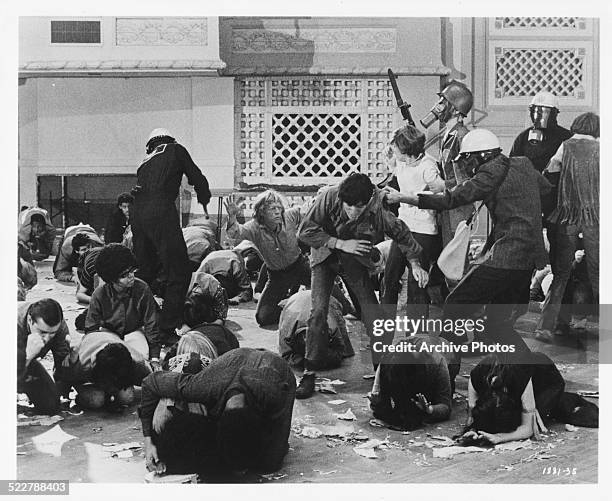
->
<box><xmin>388</xmin><ymin>68</ymin><xmax>415</xmax><ymax>127</ymax></box>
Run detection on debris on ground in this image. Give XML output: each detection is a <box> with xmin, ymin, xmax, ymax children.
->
<box><xmin>144</xmin><ymin>472</ymin><xmax>198</xmax><ymax>483</ymax></box>
<box><xmin>327</xmin><ymin>400</ymin><xmax>346</xmax><ymax>405</ymax></box>
<box><xmin>300</xmin><ymin>426</ymin><xmax>323</xmax><ymax>439</ymax></box>
<box><xmin>313</xmin><ymin>469</ymin><xmax>337</xmax><ymax>475</ymax></box>
<box><xmin>369</xmin><ymin>418</ymin><xmax>386</xmax><ymax>428</ymax></box>
<box><xmin>17</xmin><ymin>414</ymin><xmax>64</xmax><ymax>427</ymax></box>
<box><xmin>316</xmin><ymin>381</ymin><xmax>337</xmax><ymax>394</ymax></box>
<box><xmin>102</xmin><ymin>442</ymin><xmax>142</xmax><ymax>458</ymax></box>
<box><xmin>31</xmin><ymin>425</ymin><xmax>77</xmax><ymax>457</ymax></box>
<box><xmin>430</xmin><ymin>436</ymin><xmax>455</xmax><ymax>446</ymax></box>
<box><xmin>260</xmin><ymin>473</ymin><xmax>287</xmax><ymax>481</ymax></box>
<box><xmin>334</xmin><ymin>408</ymin><xmax>356</xmax><ymax>421</ymax></box>
<box><xmin>362</xmin><ymin>374</ymin><xmax>375</xmax><ymax>380</ymax></box>
<box><xmin>495</xmin><ymin>440</ymin><xmax>534</xmax><ymax>452</ymax></box>
<box><xmin>565</xmin><ymin>424</ymin><xmax>578</xmax><ymax>432</ymax></box>
<box><xmin>432</xmin><ymin>445</ymin><xmax>488</xmax><ymax>459</ymax></box>
<box><xmin>576</xmin><ymin>390</ymin><xmax>598</xmax><ymax>398</ymax></box>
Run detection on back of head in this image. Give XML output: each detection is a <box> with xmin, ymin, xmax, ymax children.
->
<box><xmin>117</xmin><ymin>192</ymin><xmax>134</xmax><ymax>205</ymax></box>
<box><xmin>217</xmin><ymin>404</ymin><xmax>263</xmax><ymax>470</ymax></box>
<box><xmin>71</xmin><ymin>232</ymin><xmax>92</xmax><ymax>252</ymax></box>
<box><xmin>30</xmin><ymin>214</ymin><xmax>46</xmax><ymax>226</ymax></box>
<box><xmin>91</xmin><ymin>342</ymin><xmax>135</xmax><ymax>392</ymax></box>
<box><xmin>391</xmin><ymin>125</ymin><xmax>425</xmax><ymax>157</ymax></box>
<box><xmin>94</xmin><ymin>243</ymin><xmax>137</xmax><ymax>283</ymax></box>
<box><xmin>338</xmin><ymin>173</ymin><xmax>374</xmax><ymax>206</ymax></box>
<box><xmin>380</xmin><ymin>356</ymin><xmax>430</xmax><ymax>430</ymax></box>
<box><xmin>28</xmin><ymin>298</ymin><xmax>63</xmax><ymax>327</ymax></box>
<box><xmin>184</xmin><ymin>291</ymin><xmax>215</xmax><ymax>327</ymax></box>
<box><xmin>570</xmin><ymin>112</ymin><xmax>599</xmax><ymax>138</ymax></box>
<box><xmin>154</xmin><ymin>411</ymin><xmax>217</xmax><ymax>474</ymax></box>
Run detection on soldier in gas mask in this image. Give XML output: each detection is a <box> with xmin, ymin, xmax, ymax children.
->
<box><xmin>420</xmin><ymin>81</ymin><xmax>474</xmax><ymax>287</ymax></box>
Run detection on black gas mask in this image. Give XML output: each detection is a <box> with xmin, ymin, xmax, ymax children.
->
<box><xmin>528</xmin><ymin>106</ymin><xmax>557</xmax><ymax>144</ymax></box>
<box><xmin>420</xmin><ymin>97</ymin><xmax>454</xmax><ymax>128</ymax></box>
<box><xmin>454</xmin><ymin>149</ymin><xmax>501</xmax><ymax>177</ymax></box>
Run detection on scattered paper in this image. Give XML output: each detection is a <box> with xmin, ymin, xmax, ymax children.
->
<box><xmin>113</xmin><ymin>450</ymin><xmax>133</xmax><ymax>459</ymax></box>
<box><xmin>17</xmin><ymin>414</ymin><xmax>64</xmax><ymax>427</ymax></box>
<box><xmin>102</xmin><ymin>442</ymin><xmax>142</xmax><ymax>453</ymax></box>
<box><xmin>260</xmin><ymin>473</ymin><xmax>287</xmax><ymax>481</ymax></box>
<box><xmin>353</xmin><ymin>447</ymin><xmax>378</xmax><ymax>459</ymax></box>
<box><xmin>300</xmin><ymin>427</ymin><xmax>323</xmax><ymax>439</ymax></box>
<box><xmin>313</xmin><ymin>470</ymin><xmax>337</xmax><ymax>475</ymax></box>
<box><xmin>335</xmin><ymin>408</ymin><xmax>357</xmax><ymax>421</ymax></box>
<box><xmin>577</xmin><ymin>390</ymin><xmax>598</xmax><ymax>398</ymax></box>
<box><xmin>430</xmin><ymin>436</ymin><xmax>455</xmax><ymax>446</ymax></box>
<box><xmin>32</xmin><ymin>425</ymin><xmax>77</xmax><ymax>457</ymax></box>
<box><xmin>327</xmin><ymin>400</ymin><xmax>346</xmax><ymax>405</ymax></box>
<box><xmin>353</xmin><ymin>435</ymin><xmax>369</xmax><ymax>441</ymax></box>
<box><xmin>329</xmin><ymin>379</ymin><xmax>346</xmax><ymax>386</ymax></box>
<box><xmin>316</xmin><ymin>382</ymin><xmax>337</xmax><ymax>394</ymax></box>
<box><xmin>432</xmin><ymin>446</ymin><xmax>488</xmax><ymax>459</ymax></box>
<box><xmin>369</xmin><ymin>418</ymin><xmax>386</xmax><ymax>428</ymax></box>
<box><xmin>63</xmin><ymin>410</ymin><xmax>84</xmax><ymax>416</ymax></box>
<box><xmin>496</xmin><ymin>465</ymin><xmax>515</xmax><ymax>471</ymax></box>
<box><xmin>495</xmin><ymin>440</ymin><xmax>533</xmax><ymax>452</ymax></box>
<box><xmin>565</xmin><ymin>424</ymin><xmax>578</xmax><ymax>432</ymax></box>
<box><xmin>355</xmin><ymin>439</ymin><xmax>385</xmax><ymax>449</ymax></box>
<box><xmin>144</xmin><ymin>472</ymin><xmax>198</xmax><ymax>484</ymax></box>
<box><xmin>319</xmin><ymin>423</ymin><xmax>355</xmax><ymax>438</ymax></box>
<box><xmin>362</xmin><ymin>374</ymin><xmax>375</xmax><ymax>380</ymax></box>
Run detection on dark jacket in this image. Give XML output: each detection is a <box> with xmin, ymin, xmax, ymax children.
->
<box><xmin>105</xmin><ymin>208</ymin><xmax>129</xmax><ymax>244</ymax></box>
<box><xmin>134</xmin><ymin>142</ymin><xmax>211</xmax><ymax>208</ymax></box>
<box><xmin>419</xmin><ymin>154</ymin><xmax>551</xmax><ymax>270</ymax></box>
<box><xmin>17</xmin><ymin>302</ymin><xmax>71</xmax><ymax>385</ymax></box>
<box><xmin>298</xmin><ymin>184</ymin><xmax>421</xmax><ymax>268</ymax></box>
<box><xmin>140</xmin><ymin>348</ymin><xmax>296</xmax><ymax>472</ymax></box>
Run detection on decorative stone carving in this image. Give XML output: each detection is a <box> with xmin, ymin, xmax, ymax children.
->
<box><xmin>116</xmin><ymin>18</ymin><xmax>208</xmax><ymax>46</ymax></box>
<box><xmin>232</xmin><ymin>28</ymin><xmax>396</xmax><ymax>53</ymax></box>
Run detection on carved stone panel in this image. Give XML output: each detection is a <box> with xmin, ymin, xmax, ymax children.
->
<box><xmin>116</xmin><ymin>18</ymin><xmax>208</xmax><ymax>46</ymax></box>
<box><xmin>232</xmin><ymin>27</ymin><xmax>396</xmax><ymax>53</ymax></box>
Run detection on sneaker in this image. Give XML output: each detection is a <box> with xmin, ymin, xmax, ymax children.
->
<box><xmin>295</xmin><ymin>373</ymin><xmax>316</xmax><ymax>399</ymax></box>
<box><xmin>535</xmin><ymin>329</ymin><xmax>553</xmax><ymax>343</ymax></box>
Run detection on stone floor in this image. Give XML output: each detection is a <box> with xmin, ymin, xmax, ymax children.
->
<box><xmin>17</xmin><ymin>259</ymin><xmax>599</xmax><ymax>484</ymax></box>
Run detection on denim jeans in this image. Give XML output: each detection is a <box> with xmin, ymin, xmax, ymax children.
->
<box><xmin>307</xmin><ymin>253</ymin><xmax>385</xmax><ymax>370</ymax></box>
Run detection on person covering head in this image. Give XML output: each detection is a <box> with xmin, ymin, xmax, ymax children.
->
<box><xmin>71</xmin><ymin>232</ymin><xmax>94</xmax><ymax>253</ymax></box>
<box><xmin>90</xmin><ymin>342</ymin><xmax>136</xmax><ymax>394</ymax></box>
<box><xmin>94</xmin><ymin>244</ymin><xmax>138</xmax><ymax>284</ymax></box>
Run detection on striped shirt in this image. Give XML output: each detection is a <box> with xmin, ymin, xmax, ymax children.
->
<box><xmin>77</xmin><ymin>247</ymin><xmax>102</xmax><ymax>296</ymax></box>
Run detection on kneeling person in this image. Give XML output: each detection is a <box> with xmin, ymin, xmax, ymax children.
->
<box><xmin>85</xmin><ymin>244</ymin><xmax>163</xmax><ymax>368</ymax></box>
<box><xmin>278</xmin><ymin>289</ymin><xmax>354</xmax><ymax>369</ymax></box>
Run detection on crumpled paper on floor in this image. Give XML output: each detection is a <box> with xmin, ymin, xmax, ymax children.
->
<box><xmin>334</xmin><ymin>408</ymin><xmax>356</xmax><ymax>421</ymax></box>
<box><xmin>300</xmin><ymin>426</ymin><xmax>323</xmax><ymax>439</ymax></box>
<box><xmin>327</xmin><ymin>400</ymin><xmax>346</xmax><ymax>405</ymax></box>
<box><xmin>432</xmin><ymin>445</ymin><xmax>488</xmax><ymax>459</ymax></box>
<box><xmin>31</xmin><ymin>424</ymin><xmax>77</xmax><ymax>457</ymax></box>
<box><xmin>144</xmin><ymin>471</ymin><xmax>198</xmax><ymax>483</ymax></box>
<box><xmin>565</xmin><ymin>424</ymin><xmax>578</xmax><ymax>432</ymax></box>
<box><xmin>495</xmin><ymin>440</ymin><xmax>534</xmax><ymax>451</ymax></box>
<box><xmin>353</xmin><ymin>439</ymin><xmax>386</xmax><ymax>459</ymax></box>
<box><xmin>577</xmin><ymin>390</ymin><xmax>598</xmax><ymax>398</ymax></box>
<box><xmin>102</xmin><ymin>441</ymin><xmax>142</xmax><ymax>457</ymax></box>
<box><xmin>17</xmin><ymin>414</ymin><xmax>64</xmax><ymax>427</ymax></box>
<box><xmin>318</xmin><ymin>423</ymin><xmax>355</xmax><ymax>438</ymax></box>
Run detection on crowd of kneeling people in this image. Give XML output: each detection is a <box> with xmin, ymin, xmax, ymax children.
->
<box><xmin>17</xmin><ymin>113</ymin><xmax>600</xmax><ymax>478</ymax></box>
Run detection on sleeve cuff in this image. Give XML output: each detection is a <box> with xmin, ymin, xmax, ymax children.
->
<box><xmin>325</xmin><ymin>237</ymin><xmax>338</xmax><ymax>249</ymax></box>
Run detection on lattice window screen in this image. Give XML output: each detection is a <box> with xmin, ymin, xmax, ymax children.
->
<box><xmin>494</xmin><ymin>47</ymin><xmax>586</xmax><ymax>99</ymax></box>
<box><xmin>272</xmin><ymin>114</ymin><xmax>360</xmax><ymax>177</ymax></box>
<box><xmin>495</xmin><ymin>18</ymin><xmax>585</xmax><ymax>30</ymax></box>
<box><xmin>236</xmin><ymin>77</ymin><xmax>396</xmax><ymax>185</ymax></box>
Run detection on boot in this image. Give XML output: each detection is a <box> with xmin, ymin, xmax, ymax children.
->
<box><xmin>295</xmin><ymin>373</ymin><xmax>316</xmax><ymax>399</ymax></box>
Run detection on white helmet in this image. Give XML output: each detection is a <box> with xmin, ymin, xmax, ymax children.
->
<box><xmin>530</xmin><ymin>91</ymin><xmax>559</xmax><ymax>109</ymax></box>
<box><xmin>459</xmin><ymin>129</ymin><xmax>501</xmax><ymax>154</ymax></box>
<box><xmin>147</xmin><ymin>128</ymin><xmax>172</xmax><ymax>144</ymax></box>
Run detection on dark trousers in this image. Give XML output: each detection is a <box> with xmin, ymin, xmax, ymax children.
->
<box><xmin>18</xmin><ymin>360</ymin><xmax>60</xmax><ymax>415</ymax></box>
<box><xmin>132</xmin><ymin>201</ymin><xmax>191</xmax><ymax>334</ymax></box>
<box><xmin>256</xmin><ymin>256</ymin><xmax>312</xmax><ymax>326</ymax></box>
<box><xmin>444</xmin><ymin>265</ymin><xmax>532</xmax><ymax>353</ymax></box>
<box><xmin>307</xmin><ymin>253</ymin><xmax>385</xmax><ymax>370</ymax></box>
<box><xmin>382</xmin><ymin>233</ymin><xmax>442</xmax><ymax>320</ymax></box>
<box><xmin>539</xmin><ymin>224</ymin><xmax>599</xmax><ymax>331</ymax></box>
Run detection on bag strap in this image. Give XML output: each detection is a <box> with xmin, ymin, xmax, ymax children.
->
<box><xmin>465</xmin><ymin>159</ymin><xmax>511</xmax><ymax>226</ymax></box>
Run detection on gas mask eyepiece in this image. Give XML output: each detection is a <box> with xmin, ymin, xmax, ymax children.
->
<box><xmin>420</xmin><ymin>98</ymin><xmax>451</xmax><ymax>129</ymax></box>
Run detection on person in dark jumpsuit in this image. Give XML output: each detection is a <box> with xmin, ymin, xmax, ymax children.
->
<box><xmin>131</xmin><ymin>128</ymin><xmax>211</xmax><ymax>345</ymax></box>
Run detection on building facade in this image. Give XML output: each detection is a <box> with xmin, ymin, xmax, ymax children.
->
<box><xmin>18</xmin><ymin>16</ymin><xmax>599</xmax><ymax>231</ymax></box>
